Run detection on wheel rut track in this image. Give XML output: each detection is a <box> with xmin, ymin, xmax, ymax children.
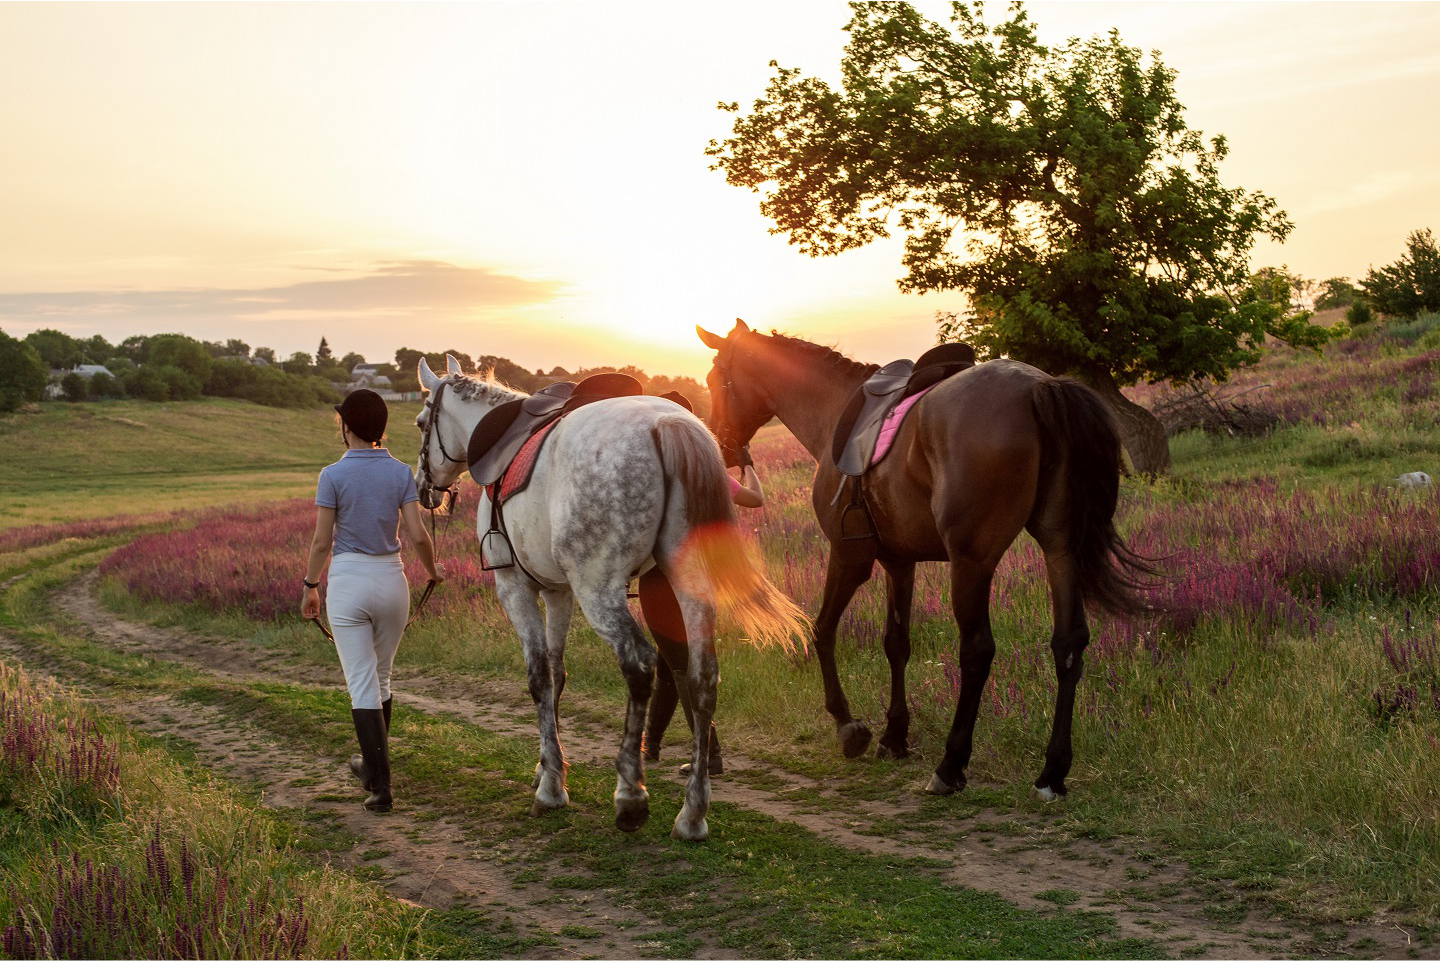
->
<box><xmin>2</xmin><ymin>568</ymin><xmax>1424</xmax><ymax>960</ymax></box>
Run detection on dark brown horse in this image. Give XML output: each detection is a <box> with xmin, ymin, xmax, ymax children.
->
<box><xmin>697</xmin><ymin>320</ymin><xmax>1152</xmax><ymax>799</ymax></box>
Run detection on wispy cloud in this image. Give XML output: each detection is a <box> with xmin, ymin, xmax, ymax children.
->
<box><xmin>0</xmin><ymin>260</ymin><xmax>563</xmax><ymax>325</ymax></box>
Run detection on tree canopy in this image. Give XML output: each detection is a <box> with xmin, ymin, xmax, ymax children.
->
<box><xmin>0</xmin><ymin>328</ymin><xmax>48</xmax><ymax>412</ymax></box>
<box><xmin>707</xmin><ymin>0</ymin><xmax>1334</xmax><ymax>472</ymax></box>
<box><xmin>1360</xmin><ymin>229</ymin><xmax>1439</xmax><ymax>319</ymax></box>
<box><xmin>1314</xmin><ymin>277</ymin><xmax>1360</xmax><ymax>311</ymax></box>
<box><xmin>23</xmin><ymin>328</ymin><xmax>87</xmax><ymax>369</ymax></box>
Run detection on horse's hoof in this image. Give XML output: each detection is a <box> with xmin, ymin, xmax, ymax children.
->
<box><xmin>924</xmin><ymin>773</ymin><xmax>959</xmax><ymax>796</ymax></box>
<box><xmin>614</xmin><ymin>800</ymin><xmax>650</xmax><ymax>833</ymax></box>
<box><xmin>670</xmin><ymin>816</ymin><xmax>709</xmax><ymax>842</ymax></box>
<box><xmin>876</xmin><ymin>741</ymin><xmax>909</xmax><ymax>760</ymax></box>
<box><xmin>838</xmin><ymin>722</ymin><xmax>872</xmax><ymax>759</ymax></box>
<box><xmin>1032</xmin><ymin>780</ymin><xmax>1067</xmax><ymax>802</ymax></box>
<box><xmin>530</xmin><ymin>790</ymin><xmax>568</xmax><ymax>817</ymax></box>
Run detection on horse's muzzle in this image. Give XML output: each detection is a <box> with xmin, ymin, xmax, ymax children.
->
<box><xmin>418</xmin><ymin>482</ymin><xmax>448</xmax><ymax>510</ymax></box>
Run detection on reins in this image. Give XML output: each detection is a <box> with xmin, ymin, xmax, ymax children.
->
<box><xmin>408</xmin><ymin>577</ymin><xmax>439</xmax><ymax>625</ymax></box>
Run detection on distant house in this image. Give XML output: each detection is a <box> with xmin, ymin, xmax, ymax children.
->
<box><xmin>348</xmin><ymin>369</ymin><xmax>392</xmax><ymax>391</ymax></box>
<box><xmin>43</xmin><ymin>364</ymin><xmax>113</xmax><ymax>399</ymax></box>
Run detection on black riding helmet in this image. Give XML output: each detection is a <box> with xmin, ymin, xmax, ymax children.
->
<box><xmin>335</xmin><ymin>389</ymin><xmax>388</xmax><ymax>443</ymax></box>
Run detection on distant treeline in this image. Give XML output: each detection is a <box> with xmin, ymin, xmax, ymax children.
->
<box><xmin>390</xmin><ymin>347</ymin><xmax>710</xmax><ymax>417</ymax></box>
<box><xmin>0</xmin><ymin>328</ymin><xmax>710</xmax><ymax>416</ymax></box>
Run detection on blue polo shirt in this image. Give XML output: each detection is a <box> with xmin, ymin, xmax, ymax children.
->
<box><xmin>315</xmin><ymin>448</ymin><xmax>419</xmax><ymax>556</ymax></box>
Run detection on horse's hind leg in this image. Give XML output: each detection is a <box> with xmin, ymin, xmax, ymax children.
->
<box><xmin>928</xmin><ymin>560</ymin><xmax>996</xmax><ymax>795</ymax></box>
<box><xmin>1034</xmin><ymin>549</ymin><xmax>1089</xmax><ymax>800</ymax></box>
<box><xmin>672</xmin><ymin>594</ymin><xmax>718</xmax><ymax>842</ymax></box>
<box><xmin>876</xmin><ymin>559</ymin><xmax>916</xmax><ymax>759</ymax></box>
<box><xmin>498</xmin><ymin>576</ymin><xmax>570</xmax><ymax>815</ymax></box>
<box><xmin>576</xmin><ymin>589</ymin><xmax>655</xmax><ymax>833</ymax></box>
<box><xmin>814</xmin><ymin>544</ymin><xmax>879</xmax><ymax>758</ymax></box>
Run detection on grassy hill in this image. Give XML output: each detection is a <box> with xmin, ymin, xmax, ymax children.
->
<box><xmin>0</xmin><ymin>396</ymin><xmax>426</xmax><ymax>529</ymax></box>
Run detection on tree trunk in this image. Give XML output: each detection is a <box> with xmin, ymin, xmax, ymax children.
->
<box><xmin>1082</xmin><ymin>373</ymin><xmax>1172</xmax><ymax>476</ymax></box>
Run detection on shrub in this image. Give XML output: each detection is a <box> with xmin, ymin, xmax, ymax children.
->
<box><xmin>87</xmin><ymin>371</ymin><xmax>118</xmax><ymax>398</ymax></box>
<box><xmin>1346</xmin><ymin>301</ymin><xmax>1374</xmax><ymax>328</ymax></box>
<box><xmin>60</xmin><ymin>372</ymin><xmax>88</xmax><ymax>403</ymax></box>
<box><xmin>0</xmin><ymin>328</ymin><xmax>48</xmax><ymax>412</ymax></box>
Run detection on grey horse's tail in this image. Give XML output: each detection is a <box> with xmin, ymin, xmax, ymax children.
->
<box><xmin>651</xmin><ymin>417</ymin><xmax>810</xmax><ymax>652</ymax></box>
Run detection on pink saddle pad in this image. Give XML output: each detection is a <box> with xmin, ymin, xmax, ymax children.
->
<box><xmin>871</xmin><ymin>385</ymin><xmax>934</xmax><ymax>466</ymax></box>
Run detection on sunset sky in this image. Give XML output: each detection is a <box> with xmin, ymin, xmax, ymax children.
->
<box><xmin>0</xmin><ymin>2</ymin><xmax>1436</xmax><ymax>380</ymax></box>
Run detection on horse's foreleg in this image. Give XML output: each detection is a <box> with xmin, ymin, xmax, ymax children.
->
<box><xmin>502</xmin><ymin>579</ymin><xmax>569</xmax><ymax>816</ymax></box>
<box><xmin>877</xmin><ymin>560</ymin><xmax>916</xmax><ymax>760</ymax></box>
<box><xmin>929</xmin><ymin>561</ymin><xmax>996</xmax><ymax>795</ymax></box>
<box><xmin>673</xmin><ymin>601</ymin><xmax>718</xmax><ymax>842</ymax></box>
<box><xmin>814</xmin><ymin>547</ymin><xmax>877</xmax><ymax>758</ymax></box>
<box><xmin>1035</xmin><ymin>558</ymin><xmax>1089</xmax><ymax>800</ymax></box>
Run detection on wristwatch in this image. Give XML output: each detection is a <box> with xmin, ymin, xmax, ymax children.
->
<box><xmin>303</xmin><ymin>579</ymin><xmax>320</xmax><ymax>589</ymax></box>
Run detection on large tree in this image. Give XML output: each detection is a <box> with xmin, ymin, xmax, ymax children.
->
<box><xmin>147</xmin><ymin>334</ymin><xmax>214</xmax><ymax>383</ymax></box>
<box><xmin>706</xmin><ymin>1</ymin><xmax>1331</xmax><ymax>473</ymax></box>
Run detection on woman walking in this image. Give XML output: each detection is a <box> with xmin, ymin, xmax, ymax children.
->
<box><xmin>302</xmin><ymin>389</ymin><xmax>446</xmax><ymax>812</ymax></box>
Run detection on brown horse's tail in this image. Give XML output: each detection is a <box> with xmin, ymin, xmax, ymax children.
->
<box><xmin>1030</xmin><ymin>378</ymin><xmax>1156</xmax><ymax>615</ymax></box>
<box><xmin>651</xmin><ymin>418</ymin><xmax>810</xmax><ymax>652</ymax></box>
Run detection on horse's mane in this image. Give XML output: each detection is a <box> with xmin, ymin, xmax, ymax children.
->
<box><xmin>761</xmin><ymin>330</ymin><xmax>880</xmax><ymax>381</ymax></box>
<box><xmin>444</xmin><ymin>371</ymin><xmax>527</xmax><ymax>405</ymax></box>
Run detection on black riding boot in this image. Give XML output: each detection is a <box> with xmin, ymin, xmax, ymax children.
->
<box><xmin>673</xmin><ymin>671</ymin><xmax>723</xmax><ymax>776</ymax></box>
<box><xmin>643</xmin><ymin>668</ymin><xmax>680</xmax><ymax>762</ymax></box>
<box><xmin>350</xmin><ymin>696</ymin><xmax>391</xmax><ymax>790</ymax></box>
<box><xmin>351</xmin><ymin>708</ymin><xmax>392</xmax><ymax>812</ymax></box>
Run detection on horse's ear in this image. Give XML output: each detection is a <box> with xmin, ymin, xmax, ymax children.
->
<box><xmin>445</xmin><ymin>354</ymin><xmax>463</xmax><ymax>375</ymax></box>
<box><xmin>696</xmin><ymin>325</ymin><xmax>727</xmax><ymax>350</ymax></box>
<box><xmin>418</xmin><ymin>356</ymin><xmax>440</xmax><ymax>393</ymax></box>
<box><xmin>731</xmin><ymin>318</ymin><xmax>751</xmax><ymax>335</ymax></box>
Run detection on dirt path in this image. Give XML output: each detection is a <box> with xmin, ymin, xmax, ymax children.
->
<box><xmin>7</xmin><ymin>570</ymin><xmax>1425</xmax><ymax>959</ymax></box>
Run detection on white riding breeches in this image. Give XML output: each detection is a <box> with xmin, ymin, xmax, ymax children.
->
<box><xmin>327</xmin><ymin>552</ymin><xmax>409</xmax><ymax>709</ymax></box>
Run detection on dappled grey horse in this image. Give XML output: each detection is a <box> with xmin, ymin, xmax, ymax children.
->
<box><xmin>414</xmin><ymin>355</ymin><xmax>807</xmax><ymax>840</ymax></box>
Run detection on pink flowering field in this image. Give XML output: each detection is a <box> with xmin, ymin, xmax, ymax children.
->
<box><xmin>97</xmin><ymin>491</ymin><xmax>497</xmax><ymax>624</ymax></box>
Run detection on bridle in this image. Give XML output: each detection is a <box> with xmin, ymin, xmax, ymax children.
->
<box><xmin>710</xmin><ymin>338</ymin><xmax>776</xmax><ymax>467</ymax></box>
<box><xmin>710</xmin><ymin>346</ymin><xmax>746</xmax><ymax>466</ymax></box>
<box><xmin>417</xmin><ymin>378</ymin><xmax>466</xmax><ymax>511</ymax></box>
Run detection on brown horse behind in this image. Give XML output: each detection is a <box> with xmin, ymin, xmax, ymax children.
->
<box><xmin>697</xmin><ymin>320</ymin><xmax>1152</xmax><ymax>799</ymax></box>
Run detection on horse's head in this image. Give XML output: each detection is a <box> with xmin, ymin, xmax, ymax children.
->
<box><xmin>414</xmin><ymin>354</ymin><xmax>470</xmax><ymax>508</ymax></box>
<box><xmin>697</xmin><ymin>318</ymin><xmax>777</xmax><ymax>467</ymax></box>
